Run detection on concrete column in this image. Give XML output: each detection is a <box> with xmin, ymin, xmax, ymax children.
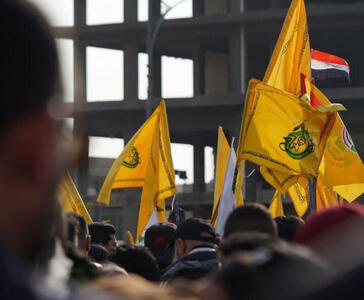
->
<box><xmin>229</xmin><ymin>0</ymin><xmax>246</xmax><ymax>94</ymax></box>
<box><xmin>74</xmin><ymin>0</ymin><xmax>86</xmax><ymax>28</ymax></box>
<box><xmin>193</xmin><ymin>0</ymin><xmax>204</xmax><ymax>16</ymax></box>
<box><xmin>193</xmin><ymin>138</ymin><xmax>206</xmax><ymax>192</ymax></box>
<box><xmin>193</xmin><ymin>47</ymin><xmax>205</xmax><ymax>96</ymax></box>
<box><xmin>73</xmin><ymin>121</ymin><xmax>89</xmax><ymax>200</ymax></box>
<box><xmin>229</xmin><ymin>29</ymin><xmax>243</xmax><ymax>95</ymax></box>
<box><xmin>74</xmin><ymin>42</ymin><xmax>86</xmax><ymax>103</ymax></box>
<box><xmin>124</xmin><ymin>0</ymin><xmax>138</xmax><ymax>23</ymax></box>
<box><xmin>124</xmin><ymin>41</ymin><xmax>139</xmax><ymax>101</ymax></box>
<box><xmin>152</xmin><ymin>51</ymin><xmax>162</xmax><ymax>99</ymax></box>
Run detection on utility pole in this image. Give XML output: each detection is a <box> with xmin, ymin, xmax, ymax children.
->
<box><xmin>146</xmin><ymin>0</ymin><xmax>188</xmax><ymax>118</ymax></box>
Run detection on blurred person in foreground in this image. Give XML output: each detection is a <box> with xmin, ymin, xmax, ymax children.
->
<box><xmin>88</xmin><ymin>223</ymin><xmax>117</xmax><ymax>254</ymax></box>
<box><xmin>0</xmin><ymin>0</ymin><xmax>78</xmax><ymax>299</ymax></box>
<box><xmin>295</xmin><ymin>203</ymin><xmax>364</xmax><ymax>300</ymax></box>
<box><xmin>161</xmin><ymin>218</ymin><xmax>219</xmax><ymax>282</ymax></box>
<box><xmin>275</xmin><ymin>215</ymin><xmax>305</xmax><ymax>242</ymax></box>
<box><xmin>224</xmin><ymin>203</ymin><xmax>278</xmax><ymax>239</ymax></box>
<box><xmin>144</xmin><ymin>222</ymin><xmax>177</xmax><ymax>273</ymax></box>
<box><xmin>204</xmin><ymin>240</ymin><xmax>331</xmax><ymax>300</ymax></box>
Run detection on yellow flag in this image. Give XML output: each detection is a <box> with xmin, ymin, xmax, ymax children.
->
<box><xmin>260</xmin><ymin>0</ymin><xmax>311</xmax><ymax>194</ymax></box>
<box><xmin>287</xmin><ymin>177</ymin><xmax>309</xmax><ymax>217</ymax></box>
<box><xmin>238</xmin><ymin>79</ymin><xmax>335</xmax><ymax>177</ymax></box>
<box><xmin>97</xmin><ymin>101</ymin><xmax>172</xmax><ymax>205</ymax></box>
<box><xmin>59</xmin><ymin>171</ymin><xmax>93</xmax><ymax>224</ymax></box>
<box><xmin>269</xmin><ymin>190</ymin><xmax>284</xmax><ymax>218</ymax></box>
<box><xmin>260</xmin><ymin>167</ymin><xmax>298</xmax><ymax>194</ymax></box>
<box><xmin>310</xmin><ymin>84</ymin><xmax>364</xmax><ymax>200</ymax></box>
<box><xmin>334</xmin><ymin>184</ymin><xmax>364</xmax><ymax>203</ymax></box>
<box><xmin>316</xmin><ymin>177</ymin><xmax>338</xmax><ymax>212</ymax></box>
<box><xmin>136</xmin><ymin>101</ymin><xmax>177</xmax><ymax>240</ymax></box>
<box><xmin>263</xmin><ymin>0</ymin><xmax>310</xmax><ymax>96</ymax></box>
<box><xmin>211</xmin><ymin>127</ymin><xmax>230</xmax><ymax>227</ymax></box>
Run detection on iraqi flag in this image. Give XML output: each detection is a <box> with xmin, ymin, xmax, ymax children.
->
<box><xmin>311</xmin><ymin>49</ymin><xmax>350</xmax><ymax>82</ymax></box>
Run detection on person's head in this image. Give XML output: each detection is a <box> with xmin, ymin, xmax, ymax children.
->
<box><xmin>204</xmin><ymin>242</ymin><xmax>330</xmax><ymax>300</ymax></box>
<box><xmin>0</xmin><ymin>0</ymin><xmax>69</xmax><ymax>264</ymax></box>
<box><xmin>144</xmin><ymin>222</ymin><xmax>177</xmax><ymax>270</ymax></box>
<box><xmin>176</xmin><ymin>218</ymin><xmax>217</xmax><ymax>258</ymax></box>
<box><xmin>275</xmin><ymin>215</ymin><xmax>304</xmax><ymax>241</ymax></box>
<box><xmin>110</xmin><ymin>245</ymin><xmax>160</xmax><ymax>282</ymax></box>
<box><xmin>295</xmin><ymin>203</ymin><xmax>364</xmax><ymax>271</ymax></box>
<box><xmin>219</xmin><ymin>232</ymin><xmax>277</xmax><ymax>260</ymax></box>
<box><xmin>88</xmin><ymin>223</ymin><xmax>117</xmax><ymax>254</ymax></box>
<box><xmin>224</xmin><ymin>203</ymin><xmax>278</xmax><ymax>238</ymax></box>
<box><xmin>64</xmin><ymin>212</ymin><xmax>91</xmax><ymax>252</ymax></box>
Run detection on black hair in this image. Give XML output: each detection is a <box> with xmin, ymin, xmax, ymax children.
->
<box><xmin>64</xmin><ymin>212</ymin><xmax>88</xmax><ymax>247</ymax></box>
<box><xmin>88</xmin><ymin>223</ymin><xmax>116</xmax><ymax>245</ymax></box>
<box><xmin>212</xmin><ymin>242</ymin><xmax>330</xmax><ymax>300</ymax></box>
<box><xmin>89</xmin><ymin>244</ymin><xmax>109</xmax><ymax>263</ymax></box>
<box><xmin>110</xmin><ymin>245</ymin><xmax>160</xmax><ymax>282</ymax></box>
<box><xmin>275</xmin><ymin>215</ymin><xmax>305</xmax><ymax>241</ymax></box>
<box><xmin>224</xmin><ymin>203</ymin><xmax>278</xmax><ymax>238</ymax></box>
<box><xmin>219</xmin><ymin>232</ymin><xmax>277</xmax><ymax>259</ymax></box>
<box><xmin>0</xmin><ymin>0</ymin><xmax>61</xmax><ymax>136</ymax></box>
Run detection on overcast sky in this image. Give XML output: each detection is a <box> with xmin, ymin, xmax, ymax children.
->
<box><xmin>29</xmin><ymin>0</ymin><xmax>214</xmax><ymax>185</ymax></box>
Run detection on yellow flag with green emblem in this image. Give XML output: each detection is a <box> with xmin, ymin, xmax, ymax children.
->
<box><xmin>260</xmin><ymin>0</ymin><xmax>311</xmax><ymax>196</ymax></box>
<box><xmin>238</xmin><ymin>79</ymin><xmax>335</xmax><ymax>178</ymax></box>
<box><xmin>136</xmin><ymin>101</ymin><xmax>177</xmax><ymax>240</ymax></box>
<box><xmin>269</xmin><ymin>190</ymin><xmax>284</xmax><ymax>218</ymax></box>
<box><xmin>97</xmin><ymin>101</ymin><xmax>176</xmax><ymax>205</ymax></box>
<box><xmin>59</xmin><ymin>171</ymin><xmax>93</xmax><ymax>224</ymax></box>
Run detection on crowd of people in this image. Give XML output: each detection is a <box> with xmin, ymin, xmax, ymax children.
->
<box><xmin>1</xmin><ymin>1</ymin><xmax>364</xmax><ymax>299</ymax></box>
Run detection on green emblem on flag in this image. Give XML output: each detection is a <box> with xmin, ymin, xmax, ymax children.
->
<box><xmin>280</xmin><ymin>123</ymin><xmax>314</xmax><ymax>160</ymax></box>
<box><xmin>122</xmin><ymin>146</ymin><xmax>140</xmax><ymax>168</ymax></box>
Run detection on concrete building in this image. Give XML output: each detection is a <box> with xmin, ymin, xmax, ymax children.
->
<box><xmin>53</xmin><ymin>0</ymin><xmax>364</xmax><ymax>239</ymax></box>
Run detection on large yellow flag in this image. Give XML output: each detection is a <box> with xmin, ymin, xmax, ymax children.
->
<box><xmin>311</xmin><ymin>85</ymin><xmax>364</xmax><ymax>185</ymax></box>
<box><xmin>135</xmin><ymin>102</ymin><xmax>177</xmax><ymax>240</ymax></box>
<box><xmin>238</xmin><ymin>79</ymin><xmax>335</xmax><ymax>177</ymax></box>
<box><xmin>97</xmin><ymin>101</ymin><xmax>176</xmax><ymax>205</ymax></box>
<box><xmin>59</xmin><ymin>171</ymin><xmax>93</xmax><ymax>224</ymax></box>
<box><xmin>263</xmin><ymin>0</ymin><xmax>310</xmax><ymax>96</ymax></box>
<box><xmin>260</xmin><ymin>0</ymin><xmax>311</xmax><ymax>195</ymax></box>
<box><xmin>211</xmin><ymin>127</ymin><xmax>230</xmax><ymax>227</ymax></box>
<box><xmin>269</xmin><ymin>190</ymin><xmax>284</xmax><ymax>218</ymax></box>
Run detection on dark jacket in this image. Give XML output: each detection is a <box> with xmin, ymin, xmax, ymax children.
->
<box><xmin>161</xmin><ymin>246</ymin><xmax>219</xmax><ymax>281</ymax></box>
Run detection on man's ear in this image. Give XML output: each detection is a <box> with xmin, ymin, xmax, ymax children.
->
<box><xmin>85</xmin><ymin>235</ymin><xmax>91</xmax><ymax>252</ymax></box>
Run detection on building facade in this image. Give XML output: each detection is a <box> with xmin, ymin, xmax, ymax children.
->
<box><xmin>53</xmin><ymin>0</ymin><xmax>364</xmax><ymax>239</ymax></box>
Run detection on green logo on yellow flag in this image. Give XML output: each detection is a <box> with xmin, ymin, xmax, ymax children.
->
<box><xmin>122</xmin><ymin>146</ymin><xmax>140</xmax><ymax>168</ymax></box>
<box><xmin>280</xmin><ymin>123</ymin><xmax>314</xmax><ymax>160</ymax></box>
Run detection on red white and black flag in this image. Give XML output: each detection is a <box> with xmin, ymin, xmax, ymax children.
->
<box><xmin>311</xmin><ymin>49</ymin><xmax>350</xmax><ymax>82</ymax></box>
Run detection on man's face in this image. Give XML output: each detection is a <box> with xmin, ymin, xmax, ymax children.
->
<box><xmin>105</xmin><ymin>234</ymin><xmax>117</xmax><ymax>254</ymax></box>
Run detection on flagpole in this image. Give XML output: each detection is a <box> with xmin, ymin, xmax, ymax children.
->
<box><xmin>308</xmin><ymin>177</ymin><xmax>316</xmax><ymax>213</ymax></box>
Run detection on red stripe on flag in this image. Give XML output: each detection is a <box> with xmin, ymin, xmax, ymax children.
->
<box><xmin>312</xmin><ymin>49</ymin><xmax>349</xmax><ymax>69</ymax></box>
